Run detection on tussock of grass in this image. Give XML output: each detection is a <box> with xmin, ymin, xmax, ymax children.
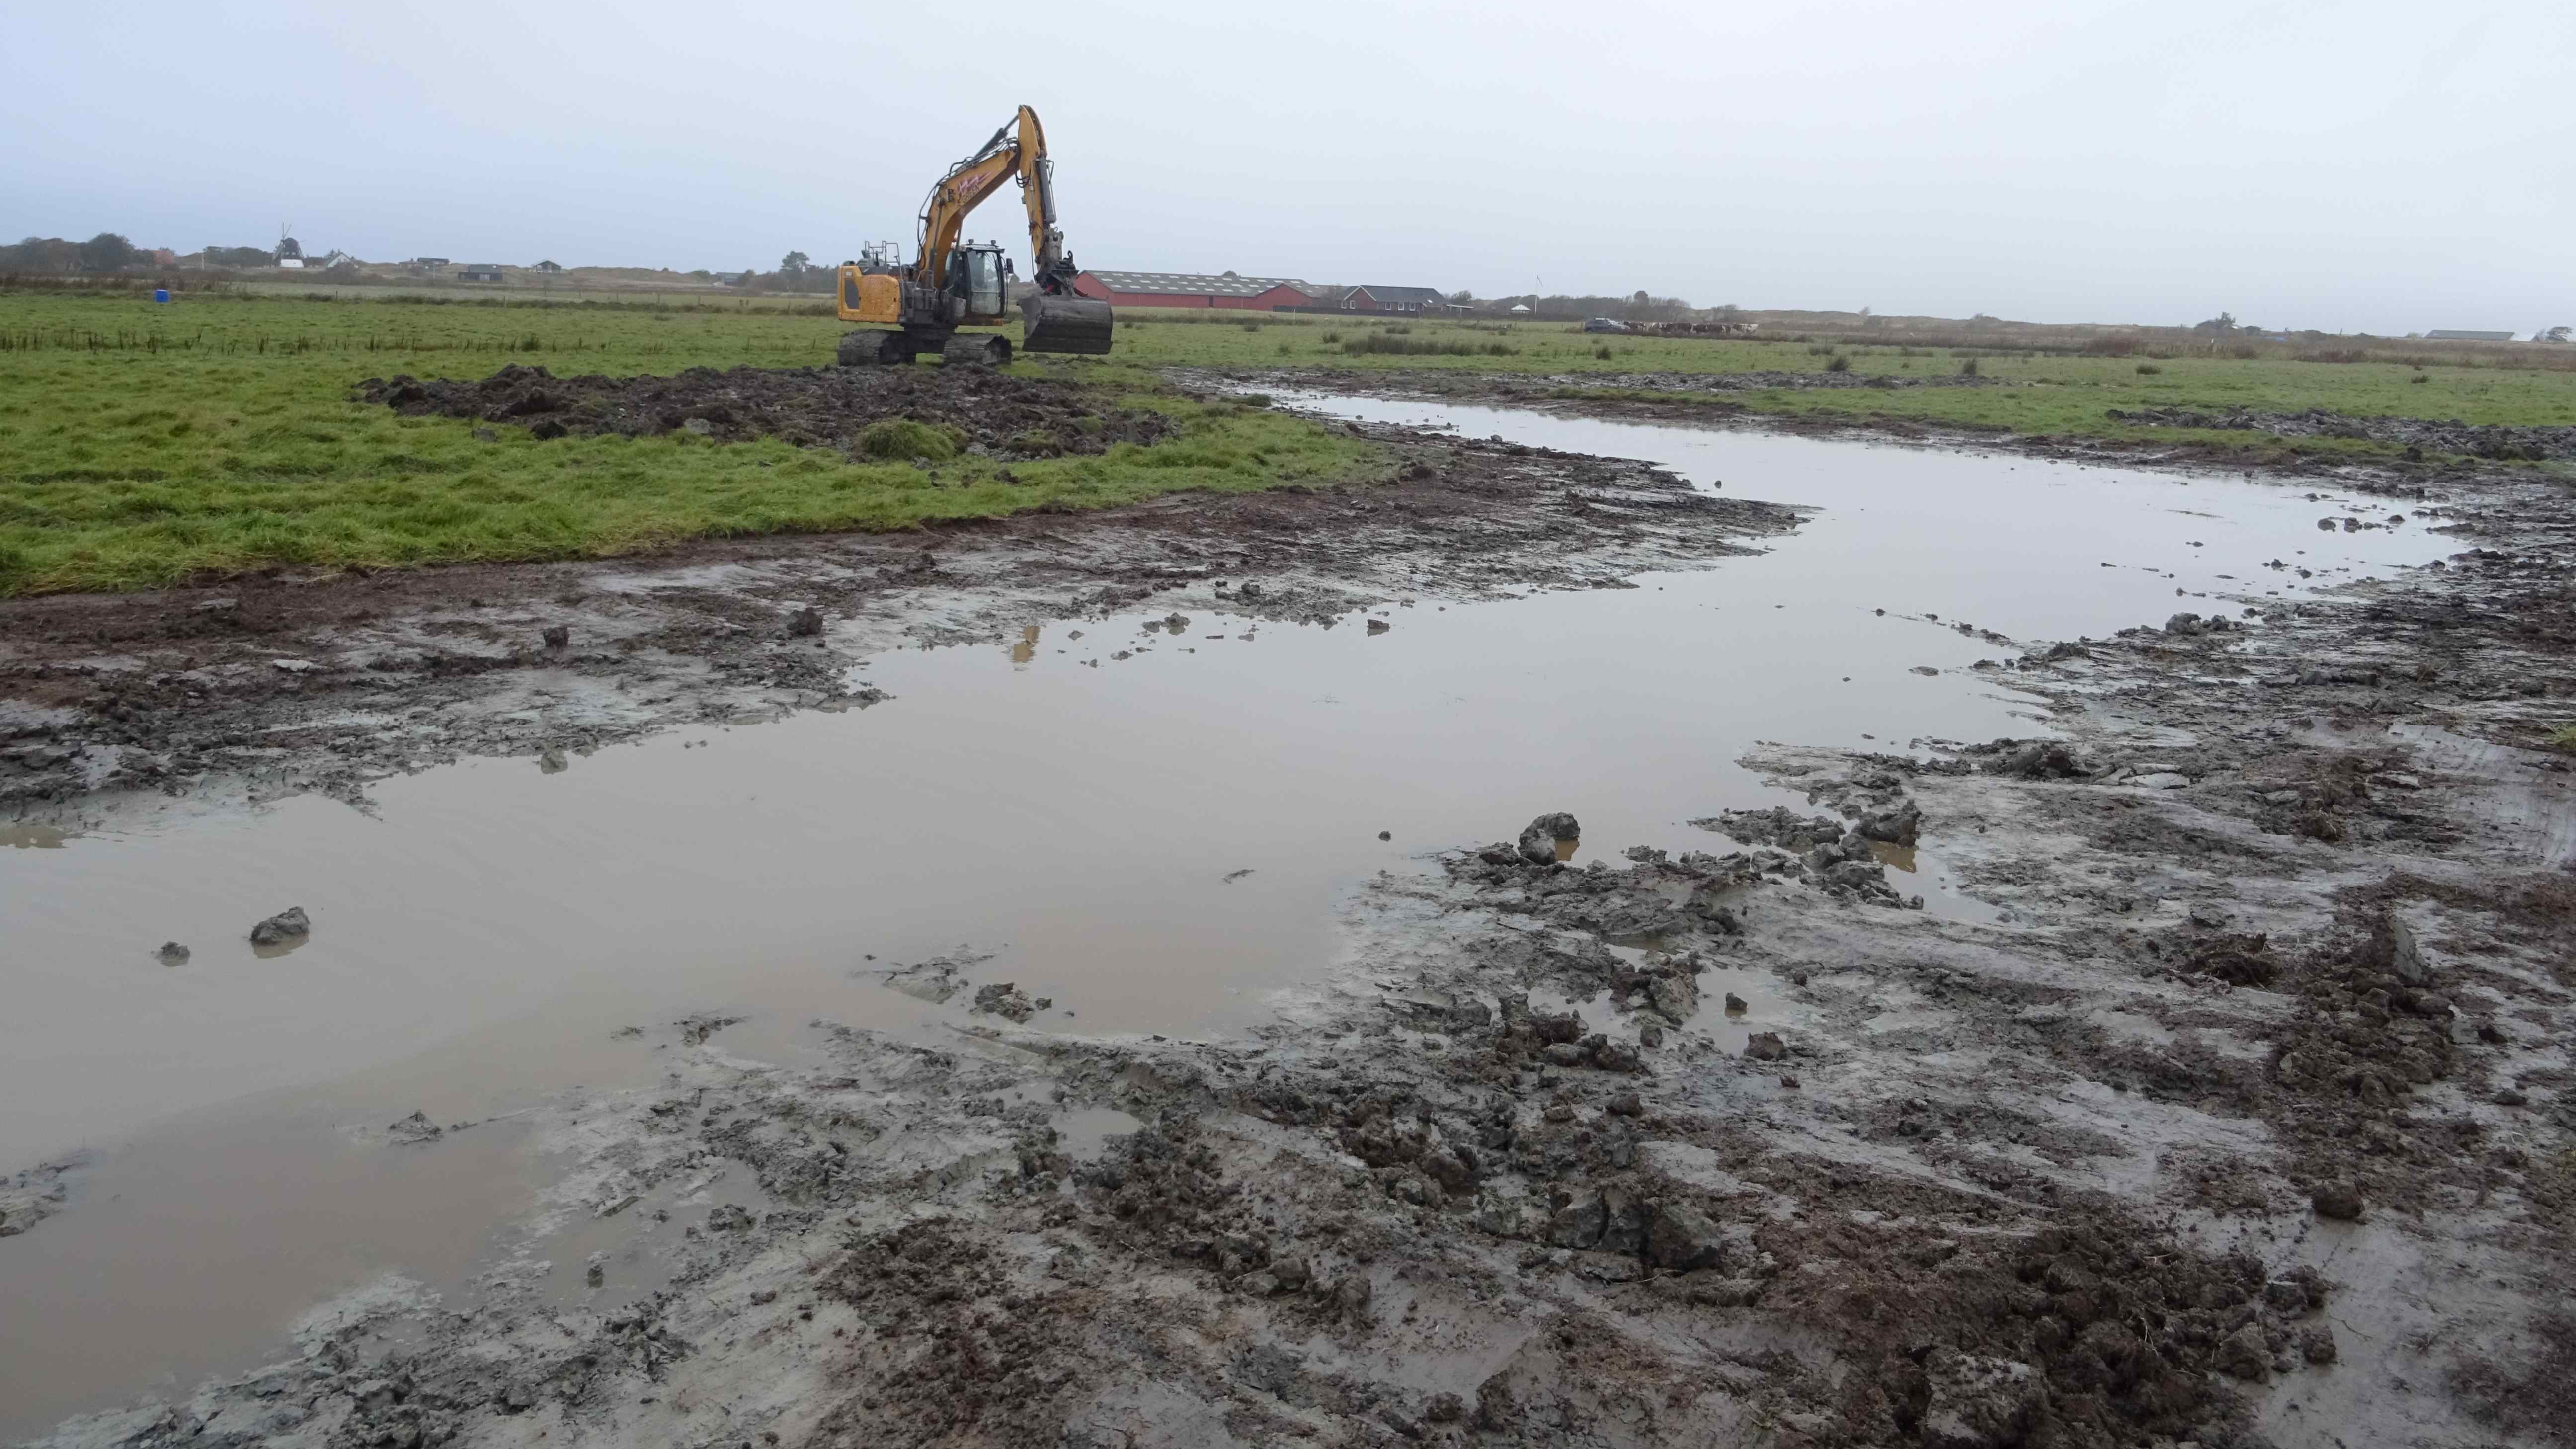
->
<box><xmin>855</xmin><ymin>418</ymin><xmax>961</xmax><ymax>461</ymax></box>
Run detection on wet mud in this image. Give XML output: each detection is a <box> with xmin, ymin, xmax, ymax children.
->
<box><xmin>1214</xmin><ymin>367</ymin><xmax>2557</xmax><ymax>483</ymax></box>
<box><xmin>0</xmin><ymin>415</ymin><xmax>1794</xmax><ymax>811</ymax></box>
<box><xmin>357</xmin><ymin>362</ymin><xmax>1173</xmax><ymax>452</ymax></box>
<box><xmin>6</xmin><ymin>376</ymin><xmax>2575</xmax><ymax>1449</ymax></box>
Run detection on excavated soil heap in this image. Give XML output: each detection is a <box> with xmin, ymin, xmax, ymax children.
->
<box><xmin>358</xmin><ymin>363</ymin><xmax>1175</xmax><ymax>455</ymax></box>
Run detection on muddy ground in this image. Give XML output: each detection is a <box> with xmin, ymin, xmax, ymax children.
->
<box><xmin>1224</xmin><ymin>367</ymin><xmax>2576</xmax><ymax>474</ymax></box>
<box><xmin>357</xmin><ymin>363</ymin><xmax>1175</xmax><ymax>454</ymax></box>
<box><xmin>0</xmin><ymin>398</ymin><xmax>1796</xmax><ymax>814</ymax></box>
<box><xmin>9</xmin><ymin>375</ymin><xmax>2576</xmax><ymax>1449</ymax></box>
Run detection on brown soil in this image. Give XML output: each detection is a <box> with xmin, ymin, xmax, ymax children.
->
<box><xmin>357</xmin><ymin>362</ymin><xmax>1174</xmax><ymax>453</ymax></box>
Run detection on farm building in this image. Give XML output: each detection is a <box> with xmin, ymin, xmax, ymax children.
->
<box><xmin>2425</xmin><ymin>329</ymin><xmax>2514</xmax><ymax>341</ymax></box>
<box><xmin>1333</xmin><ymin>285</ymin><xmax>1447</xmax><ymax>315</ymax></box>
<box><xmin>455</xmin><ymin>265</ymin><xmax>506</xmax><ymax>283</ymax></box>
<box><xmin>1072</xmin><ymin>270</ymin><xmax>1315</xmax><ymax>311</ymax></box>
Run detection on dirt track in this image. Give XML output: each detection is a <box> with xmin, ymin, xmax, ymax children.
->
<box><xmin>8</xmin><ymin>377</ymin><xmax>2575</xmax><ymax>1449</ymax></box>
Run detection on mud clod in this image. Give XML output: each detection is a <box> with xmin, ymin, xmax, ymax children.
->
<box><xmin>1518</xmin><ymin>811</ymin><xmax>1582</xmax><ymax>864</ymax></box>
<box><xmin>247</xmin><ymin>906</ymin><xmax>309</xmax><ymax>945</ymax></box>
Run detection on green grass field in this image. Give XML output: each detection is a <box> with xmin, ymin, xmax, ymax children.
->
<box><xmin>1101</xmin><ymin>310</ymin><xmax>2576</xmax><ymax>449</ymax></box>
<box><xmin>5</xmin><ymin>290</ymin><xmax>2572</xmax><ymax>596</ymax></box>
<box><xmin>0</xmin><ymin>294</ymin><xmax>1377</xmax><ymax>595</ymax></box>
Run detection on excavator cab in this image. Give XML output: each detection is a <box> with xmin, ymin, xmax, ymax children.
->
<box><xmin>948</xmin><ymin>244</ymin><xmax>1007</xmax><ymax>323</ymax></box>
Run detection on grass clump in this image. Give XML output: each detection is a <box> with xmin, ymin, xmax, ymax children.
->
<box><xmin>854</xmin><ymin>418</ymin><xmax>961</xmax><ymax>461</ymax></box>
<box><xmin>1959</xmin><ymin>357</ymin><xmax>1980</xmax><ymax>377</ymax></box>
<box><xmin>2549</xmin><ymin>724</ymin><xmax>2576</xmax><ymax>752</ymax></box>
<box><xmin>2135</xmin><ymin>363</ymin><xmax>2162</xmax><ymax>375</ymax></box>
<box><xmin>1341</xmin><ymin>333</ymin><xmax>1515</xmax><ymax>358</ymax></box>
<box><xmin>1825</xmin><ymin>354</ymin><xmax>1852</xmax><ymax>373</ymax></box>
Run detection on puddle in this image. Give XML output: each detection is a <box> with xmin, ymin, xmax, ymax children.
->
<box><xmin>0</xmin><ymin>397</ymin><xmax>2461</xmax><ymax>1437</ymax></box>
<box><xmin>1054</xmin><ymin>1107</ymin><xmax>1147</xmax><ymax>1159</ymax></box>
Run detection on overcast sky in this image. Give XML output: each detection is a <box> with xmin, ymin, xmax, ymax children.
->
<box><xmin>7</xmin><ymin>0</ymin><xmax>2568</xmax><ymax>334</ymax></box>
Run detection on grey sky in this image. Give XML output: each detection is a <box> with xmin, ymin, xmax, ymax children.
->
<box><xmin>7</xmin><ymin>0</ymin><xmax>2568</xmax><ymax>334</ymax></box>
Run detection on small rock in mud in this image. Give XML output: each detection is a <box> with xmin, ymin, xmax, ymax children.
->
<box><xmin>971</xmin><ymin>981</ymin><xmax>1037</xmax><ymax>1022</ymax></box>
<box><xmin>2362</xmin><ymin>911</ymin><xmax>2432</xmax><ymax>986</ymax></box>
<box><xmin>248</xmin><ymin>906</ymin><xmax>310</xmax><ymax>945</ymax></box>
<box><xmin>1643</xmin><ymin>1200</ymin><xmax>1734</xmax><ymax>1271</ymax></box>
<box><xmin>540</xmin><ymin>624</ymin><xmax>570</xmax><ymax>650</ymax></box>
<box><xmin>1518</xmin><ymin>811</ymin><xmax>1581</xmax><ymax>864</ymax></box>
<box><xmin>1367</xmin><ymin>619</ymin><xmax>1391</xmax><ymax>635</ymax></box>
<box><xmin>786</xmin><ymin>606</ymin><xmax>825</xmax><ymax>637</ymax></box>
<box><xmin>1981</xmin><ymin>738</ymin><xmax>2088</xmax><ymax>780</ymax></box>
<box><xmin>155</xmin><ymin>941</ymin><xmax>190</xmax><ymax>966</ymax></box>
<box><xmin>1745</xmin><ymin>1031</ymin><xmax>1786</xmax><ymax>1061</ymax></box>
<box><xmin>1331</xmin><ymin>1275</ymin><xmax>1372</xmax><ymax>1317</ymax></box>
<box><xmin>387</xmin><ymin>1110</ymin><xmax>443</xmax><ymax>1145</ymax></box>
<box><xmin>1647</xmin><ymin>972</ymin><xmax>1700</xmax><ymax>1023</ymax></box>
<box><xmin>2311</xmin><ymin>1181</ymin><xmax>2366</xmax><ymax>1221</ymax></box>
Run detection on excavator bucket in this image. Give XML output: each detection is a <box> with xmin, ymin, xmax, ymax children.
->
<box><xmin>1020</xmin><ymin>293</ymin><xmax>1114</xmax><ymax>355</ymax></box>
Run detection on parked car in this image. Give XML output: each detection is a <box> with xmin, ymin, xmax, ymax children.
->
<box><xmin>1581</xmin><ymin>317</ymin><xmax>1627</xmax><ymax>334</ymax></box>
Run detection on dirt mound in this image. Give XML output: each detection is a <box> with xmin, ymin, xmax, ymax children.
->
<box><xmin>357</xmin><ymin>363</ymin><xmax>1174</xmax><ymax>456</ymax></box>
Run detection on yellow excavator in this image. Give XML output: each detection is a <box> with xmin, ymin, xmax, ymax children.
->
<box><xmin>835</xmin><ymin>105</ymin><xmax>1115</xmax><ymax>366</ymax></box>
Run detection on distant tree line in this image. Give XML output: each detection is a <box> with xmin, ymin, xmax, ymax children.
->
<box><xmin>2</xmin><ymin>233</ymin><xmax>149</xmax><ymax>272</ymax></box>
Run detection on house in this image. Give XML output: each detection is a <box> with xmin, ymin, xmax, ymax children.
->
<box><xmin>534</xmin><ymin>260</ymin><xmax>563</xmax><ymax>274</ymax></box>
<box><xmin>455</xmin><ymin>265</ymin><xmax>506</xmax><ymax>283</ymax></box>
<box><xmin>1072</xmin><ymin>270</ymin><xmax>1315</xmax><ymax>311</ymax></box>
<box><xmin>411</xmin><ymin>257</ymin><xmax>451</xmax><ymax>271</ymax></box>
<box><xmin>2425</xmin><ymin>329</ymin><xmax>2513</xmax><ymax>341</ymax></box>
<box><xmin>1336</xmin><ymin>285</ymin><xmax>1447</xmax><ymax>316</ymax></box>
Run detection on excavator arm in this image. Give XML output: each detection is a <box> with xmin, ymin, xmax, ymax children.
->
<box><xmin>912</xmin><ymin>105</ymin><xmax>1109</xmax><ymax>352</ymax></box>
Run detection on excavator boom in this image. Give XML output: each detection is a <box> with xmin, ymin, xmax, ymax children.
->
<box><xmin>836</xmin><ymin>105</ymin><xmax>1112</xmax><ymax>363</ymax></box>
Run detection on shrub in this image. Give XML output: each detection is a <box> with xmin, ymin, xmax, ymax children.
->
<box><xmin>1959</xmin><ymin>357</ymin><xmax>1980</xmax><ymax>377</ymax></box>
<box><xmin>1807</xmin><ymin>344</ymin><xmax>1835</xmax><ymax>356</ymax></box>
<box><xmin>1322</xmin><ymin>330</ymin><xmax>1340</xmax><ymax>343</ymax></box>
<box><xmin>2412</xmin><ymin>374</ymin><xmax>2430</xmax><ymax>384</ymax></box>
<box><xmin>1240</xmin><ymin>394</ymin><xmax>1274</xmax><ymax>408</ymax></box>
<box><xmin>1825</xmin><ymin>354</ymin><xmax>1851</xmax><ymax>373</ymax></box>
<box><xmin>2135</xmin><ymin>362</ymin><xmax>2162</xmax><ymax>375</ymax></box>
<box><xmin>1593</xmin><ymin>344</ymin><xmax>1613</xmax><ymax>360</ymax></box>
<box><xmin>855</xmin><ymin>417</ymin><xmax>959</xmax><ymax>461</ymax></box>
<box><xmin>2228</xmin><ymin>344</ymin><xmax>2259</xmax><ymax>359</ymax></box>
<box><xmin>2083</xmin><ymin>334</ymin><xmax>2141</xmax><ymax>357</ymax></box>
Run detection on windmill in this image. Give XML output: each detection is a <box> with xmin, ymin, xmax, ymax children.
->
<box><xmin>276</xmin><ymin>223</ymin><xmax>305</xmax><ymax>269</ymax></box>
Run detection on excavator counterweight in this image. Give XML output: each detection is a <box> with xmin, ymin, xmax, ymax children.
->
<box><xmin>835</xmin><ymin>106</ymin><xmax>1113</xmax><ymax>365</ymax></box>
